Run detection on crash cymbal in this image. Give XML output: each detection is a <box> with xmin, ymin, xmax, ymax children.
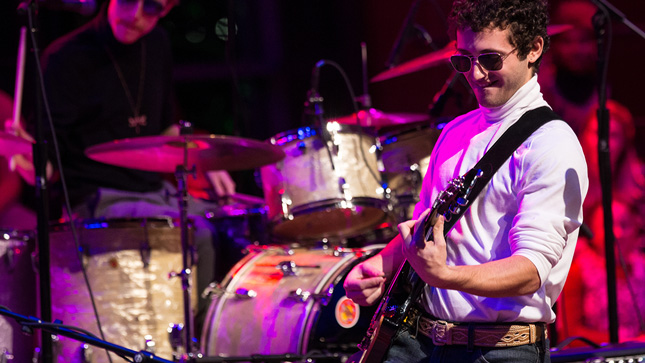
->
<box><xmin>0</xmin><ymin>131</ymin><xmax>32</xmax><ymax>157</ymax></box>
<box><xmin>329</xmin><ymin>108</ymin><xmax>429</xmax><ymax>128</ymax></box>
<box><xmin>85</xmin><ymin>134</ymin><xmax>286</xmax><ymax>173</ymax></box>
<box><xmin>371</xmin><ymin>25</ymin><xmax>572</xmax><ymax>83</ymax></box>
<box><xmin>547</xmin><ymin>24</ymin><xmax>574</xmax><ymax>36</ymax></box>
<box><xmin>371</xmin><ymin>41</ymin><xmax>456</xmax><ymax>83</ymax></box>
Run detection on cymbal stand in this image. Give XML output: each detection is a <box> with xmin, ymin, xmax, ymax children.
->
<box><xmin>589</xmin><ymin>0</ymin><xmax>645</xmax><ymax>344</ymax></box>
<box><xmin>172</xmin><ymin>124</ymin><xmax>197</xmax><ymax>357</ymax></box>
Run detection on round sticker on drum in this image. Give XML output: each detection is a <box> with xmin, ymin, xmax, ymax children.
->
<box><xmin>335</xmin><ymin>296</ymin><xmax>360</xmax><ymax>329</ymax></box>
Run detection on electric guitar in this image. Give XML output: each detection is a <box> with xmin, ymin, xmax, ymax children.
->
<box><xmin>357</xmin><ymin>168</ymin><xmax>483</xmax><ymax>363</ymax></box>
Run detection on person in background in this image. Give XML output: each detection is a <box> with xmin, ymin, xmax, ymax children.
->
<box><xmin>343</xmin><ymin>0</ymin><xmax>588</xmax><ymax>362</ymax></box>
<box><xmin>557</xmin><ymin>201</ymin><xmax>645</xmax><ymax>345</ymax></box>
<box><xmin>539</xmin><ymin>0</ymin><xmax>599</xmax><ymax>136</ymax></box>
<box><xmin>7</xmin><ymin>0</ymin><xmax>236</xmax><ymax>345</ymax></box>
<box><xmin>578</xmin><ymin>99</ymin><xmax>645</xmax><ymax>228</ymax></box>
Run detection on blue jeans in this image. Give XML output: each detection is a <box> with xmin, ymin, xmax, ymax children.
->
<box><xmin>384</xmin><ymin>329</ymin><xmax>550</xmax><ymax>363</ymax></box>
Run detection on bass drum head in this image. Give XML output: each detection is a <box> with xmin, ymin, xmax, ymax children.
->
<box><xmin>49</xmin><ymin>218</ymin><xmax>195</xmax><ymax>363</ymax></box>
<box><xmin>201</xmin><ymin>245</ymin><xmax>382</xmax><ymax>358</ymax></box>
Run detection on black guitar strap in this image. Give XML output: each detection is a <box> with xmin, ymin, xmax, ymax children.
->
<box><xmin>442</xmin><ymin>106</ymin><xmax>561</xmax><ymax>233</ymax></box>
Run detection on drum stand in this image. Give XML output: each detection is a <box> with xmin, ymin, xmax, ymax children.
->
<box><xmin>172</xmin><ymin>135</ymin><xmax>197</xmax><ymax>357</ymax></box>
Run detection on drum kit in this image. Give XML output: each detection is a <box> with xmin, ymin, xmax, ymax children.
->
<box><xmin>0</xmin><ymin>22</ymin><xmax>573</xmax><ymax>363</ymax></box>
<box><xmin>0</xmin><ymin>105</ymin><xmax>439</xmax><ymax>362</ymax></box>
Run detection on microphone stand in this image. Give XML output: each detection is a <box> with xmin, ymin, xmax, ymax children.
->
<box><xmin>385</xmin><ymin>0</ymin><xmax>424</xmax><ymax>68</ymax></box>
<box><xmin>589</xmin><ymin>0</ymin><xmax>645</xmax><ymax>345</ymax></box>
<box><xmin>0</xmin><ymin>308</ymin><xmax>175</xmax><ymax>363</ymax></box>
<box><xmin>17</xmin><ymin>1</ymin><xmax>54</xmax><ymax>361</ymax></box>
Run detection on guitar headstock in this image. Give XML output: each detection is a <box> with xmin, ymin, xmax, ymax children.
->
<box><xmin>422</xmin><ymin>168</ymin><xmax>483</xmax><ymax>243</ymax></box>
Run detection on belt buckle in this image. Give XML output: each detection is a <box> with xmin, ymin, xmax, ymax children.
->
<box><xmin>432</xmin><ymin>320</ymin><xmax>452</xmax><ymax>346</ymax></box>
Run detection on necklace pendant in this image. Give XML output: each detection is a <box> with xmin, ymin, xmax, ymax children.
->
<box><xmin>128</xmin><ymin>115</ymin><xmax>148</xmax><ymax>134</ymax></box>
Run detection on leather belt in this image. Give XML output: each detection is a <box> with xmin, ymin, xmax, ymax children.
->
<box><xmin>405</xmin><ymin>308</ymin><xmax>547</xmax><ymax>348</ymax></box>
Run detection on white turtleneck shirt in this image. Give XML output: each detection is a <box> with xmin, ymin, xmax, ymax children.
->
<box><xmin>413</xmin><ymin>75</ymin><xmax>588</xmax><ymax>324</ymax></box>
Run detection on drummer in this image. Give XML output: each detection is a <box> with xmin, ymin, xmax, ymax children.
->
<box><xmin>8</xmin><ymin>0</ymin><xmax>235</xmax><ymax>336</ymax></box>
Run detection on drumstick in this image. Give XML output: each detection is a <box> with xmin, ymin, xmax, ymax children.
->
<box><xmin>11</xmin><ymin>26</ymin><xmax>27</xmax><ymax>133</ymax></box>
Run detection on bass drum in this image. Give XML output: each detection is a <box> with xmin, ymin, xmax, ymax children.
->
<box><xmin>0</xmin><ymin>229</ymin><xmax>37</xmax><ymax>361</ymax></box>
<box><xmin>201</xmin><ymin>245</ymin><xmax>382</xmax><ymax>358</ymax></box>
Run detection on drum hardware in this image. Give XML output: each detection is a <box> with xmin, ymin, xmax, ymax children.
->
<box><xmin>275</xmin><ymin>260</ymin><xmax>320</xmax><ymax>276</ymax></box>
<box><xmin>287</xmin><ymin>287</ymin><xmax>333</xmax><ymax>304</ymax></box>
<box><xmin>261</xmin><ymin>123</ymin><xmax>391</xmax><ymax>243</ymax></box>
<box><xmin>80</xmin><ymin>344</ymin><xmax>93</xmax><ymax>363</ymax></box>
<box><xmin>85</xmin><ymin>130</ymin><xmax>287</xmax><ymax>357</ymax></box>
<box><xmin>143</xmin><ymin>334</ymin><xmax>156</xmax><ymax>354</ymax></box>
<box><xmin>0</xmin><ymin>307</ymin><xmax>176</xmax><ymax>363</ymax></box>
<box><xmin>201</xmin><ymin>245</ymin><xmax>384</xmax><ymax>357</ymax></box>
<box><xmin>232</xmin><ymin>288</ymin><xmax>257</xmax><ymax>299</ymax></box>
<box><xmin>0</xmin><ymin>229</ymin><xmax>36</xmax><ymax>362</ymax></box>
<box><xmin>49</xmin><ymin>217</ymin><xmax>196</xmax><ymax>362</ymax></box>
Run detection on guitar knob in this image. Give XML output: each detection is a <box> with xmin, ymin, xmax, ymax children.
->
<box><xmin>384</xmin><ymin>305</ymin><xmax>397</xmax><ymax>319</ymax></box>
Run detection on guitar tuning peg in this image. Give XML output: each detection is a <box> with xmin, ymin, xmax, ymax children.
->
<box><xmin>456</xmin><ymin>197</ymin><xmax>467</xmax><ymax>206</ymax></box>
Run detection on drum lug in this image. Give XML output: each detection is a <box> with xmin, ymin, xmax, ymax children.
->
<box><xmin>287</xmin><ymin>287</ymin><xmax>333</xmax><ymax>305</ymax></box>
<box><xmin>279</xmin><ymin>191</ymin><xmax>294</xmax><ymax>220</ymax></box>
<box><xmin>277</xmin><ymin>260</ymin><xmax>298</xmax><ymax>276</ymax></box>
<box><xmin>80</xmin><ymin>343</ymin><xmax>93</xmax><ymax>363</ymax></box>
<box><xmin>233</xmin><ymin>287</ymin><xmax>257</xmax><ymax>299</ymax></box>
<box><xmin>201</xmin><ymin>282</ymin><xmax>225</xmax><ymax>299</ymax></box>
<box><xmin>0</xmin><ymin>348</ymin><xmax>13</xmax><ymax>362</ymax></box>
<box><xmin>144</xmin><ymin>334</ymin><xmax>157</xmax><ymax>355</ymax></box>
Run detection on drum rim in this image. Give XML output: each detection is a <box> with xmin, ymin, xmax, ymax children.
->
<box><xmin>268</xmin><ymin>123</ymin><xmax>377</xmax><ymax>146</ymax></box>
<box><xmin>277</xmin><ymin>196</ymin><xmax>390</xmax><ymax>219</ymax></box>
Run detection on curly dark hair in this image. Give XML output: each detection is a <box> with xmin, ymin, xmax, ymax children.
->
<box><xmin>448</xmin><ymin>0</ymin><xmax>550</xmax><ymax>72</ymax></box>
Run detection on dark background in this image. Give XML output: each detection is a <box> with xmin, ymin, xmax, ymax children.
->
<box><xmin>1</xmin><ymin>0</ymin><xmax>644</xmax><ymax>197</ymax></box>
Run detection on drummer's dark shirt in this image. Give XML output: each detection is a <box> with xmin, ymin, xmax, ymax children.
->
<box><xmin>41</xmin><ymin>8</ymin><xmax>174</xmax><ymax>207</ymax></box>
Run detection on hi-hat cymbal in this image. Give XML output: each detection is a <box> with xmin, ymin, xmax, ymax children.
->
<box><xmin>85</xmin><ymin>134</ymin><xmax>286</xmax><ymax>173</ymax></box>
<box><xmin>329</xmin><ymin>108</ymin><xmax>429</xmax><ymax>128</ymax></box>
<box><xmin>0</xmin><ymin>131</ymin><xmax>32</xmax><ymax>157</ymax></box>
<box><xmin>371</xmin><ymin>25</ymin><xmax>574</xmax><ymax>83</ymax></box>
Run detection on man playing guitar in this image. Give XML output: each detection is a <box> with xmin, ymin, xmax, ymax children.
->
<box><xmin>343</xmin><ymin>0</ymin><xmax>588</xmax><ymax>362</ymax></box>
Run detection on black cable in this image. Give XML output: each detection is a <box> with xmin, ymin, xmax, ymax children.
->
<box><xmin>26</xmin><ymin>6</ymin><xmax>113</xmax><ymax>363</ymax></box>
<box><xmin>316</xmin><ymin>59</ymin><xmax>383</xmax><ymax>188</ymax></box>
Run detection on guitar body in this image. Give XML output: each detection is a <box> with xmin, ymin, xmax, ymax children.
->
<box><xmin>357</xmin><ymin>169</ymin><xmax>483</xmax><ymax>363</ymax></box>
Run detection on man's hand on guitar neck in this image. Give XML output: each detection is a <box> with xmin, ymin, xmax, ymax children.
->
<box><xmin>399</xmin><ymin>209</ymin><xmax>454</xmax><ymax>290</ymax></box>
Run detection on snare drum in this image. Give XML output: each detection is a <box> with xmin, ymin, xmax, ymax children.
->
<box><xmin>0</xmin><ymin>230</ymin><xmax>36</xmax><ymax>361</ymax></box>
<box><xmin>260</xmin><ymin>124</ymin><xmax>390</xmax><ymax>243</ymax></box>
<box><xmin>49</xmin><ymin>218</ymin><xmax>196</xmax><ymax>363</ymax></box>
<box><xmin>380</xmin><ymin>124</ymin><xmax>440</xmax><ymax>220</ymax></box>
<box><xmin>201</xmin><ymin>245</ymin><xmax>382</xmax><ymax>358</ymax></box>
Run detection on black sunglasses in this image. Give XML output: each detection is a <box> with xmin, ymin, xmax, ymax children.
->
<box><xmin>117</xmin><ymin>0</ymin><xmax>165</xmax><ymax>16</ymax></box>
<box><xmin>450</xmin><ymin>49</ymin><xmax>517</xmax><ymax>73</ymax></box>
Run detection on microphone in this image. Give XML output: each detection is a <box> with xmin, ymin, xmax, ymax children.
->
<box><xmin>429</xmin><ymin>71</ymin><xmax>459</xmax><ymax>119</ymax></box>
<box><xmin>303</xmin><ymin>60</ymin><xmax>336</xmax><ymax>170</ymax></box>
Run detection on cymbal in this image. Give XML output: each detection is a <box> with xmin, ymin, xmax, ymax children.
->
<box><xmin>0</xmin><ymin>131</ymin><xmax>32</xmax><ymax>157</ymax></box>
<box><xmin>371</xmin><ymin>41</ymin><xmax>456</xmax><ymax>83</ymax></box>
<box><xmin>85</xmin><ymin>134</ymin><xmax>286</xmax><ymax>173</ymax></box>
<box><xmin>329</xmin><ymin>108</ymin><xmax>429</xmax><ymax>128</ymax></box>
<box><xmin>547</xmin><ymin>24</ymin><xmax>574</xmax><ymax>36</ymax></box>
<box><xmin>371</xmin><ymin>25</ymin><xmax>573</xmax><ymax>83</ymax></box>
